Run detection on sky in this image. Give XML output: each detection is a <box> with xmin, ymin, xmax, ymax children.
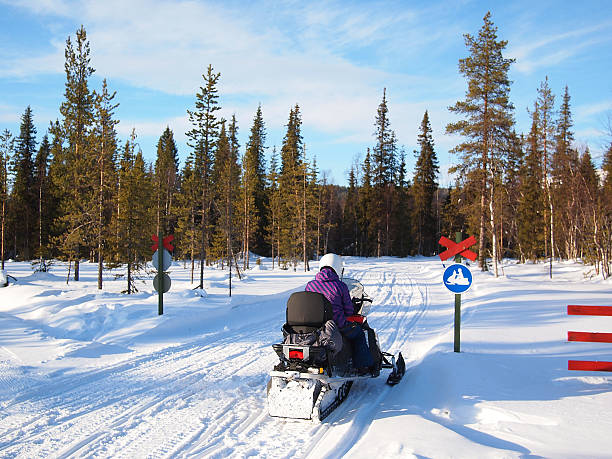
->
<box><xmin>1</xmin><ymin>0</ymin><xmax>611</xmax><ymax>186</ymax></box>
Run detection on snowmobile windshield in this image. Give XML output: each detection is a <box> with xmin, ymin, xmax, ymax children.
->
<box><xmin>343</xmin><ymin>278</ymin><xmax>363</xmax><ymax>299</ymax></box>
<box><xmin>343</xmin><ymin>278</ymin><xmax>373</xmax><ymax>316</ymax></box>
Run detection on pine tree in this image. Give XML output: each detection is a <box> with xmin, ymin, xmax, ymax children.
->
<box><xmin>55</xmin><ymin>25</ymin><xmax>96</xmax><ymax>281</ymax></box>
<box><xmin>412</xmin><ymin>111</ymin><xmax>439</xmax><ymax>255</ymax></box>
<box><xmin>92</xmin><ymin>78</ymin><xmax>119</xmax><ymax>288</ymax></box>
<box><xmin>11</xmin><ymin>106</ymin><xmax>37</xmax><ymax>260</ymax></box>
<box><xmin>154</xmin><ymin>127</ymin><xmax>179</xmax><ymax>235</ymax></box>
<box><xmin>446</xmin><ymin>11</ymin><xmax>515</xmax><ymax>270</ymax></box>
<box><xmin>0</xmin><ymin>130</ymin><xmax>13</xmax><ymax>269</ymax></box>
<box><xmin>186</xmin><ymin>64</ymin><xmax>221</xmax><ymax>288</ymax></box>
<box><xmin>531</xmin><ymin>77</ymin><xmax>556</xmax><ymax>276</ymax></box>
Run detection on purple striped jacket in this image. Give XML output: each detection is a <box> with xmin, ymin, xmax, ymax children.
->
<box><xmin>305</xmin><ymin>267</ymin><xmax>354</xmax><ymax>328</ymax></box>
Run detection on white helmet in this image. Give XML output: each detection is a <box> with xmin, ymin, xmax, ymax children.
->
<box><xmin>319</xmin><ymin>253</ymin><xmax>343</xmax><ymax>278</ymax></box>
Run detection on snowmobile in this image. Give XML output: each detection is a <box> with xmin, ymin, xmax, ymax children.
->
<box><xmin>267</xmin><ymin>278</ymin><xmax>405</xmax><ymax>422</ymax></box>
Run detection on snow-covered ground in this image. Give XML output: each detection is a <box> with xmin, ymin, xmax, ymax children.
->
<box><xmin>0</xmin><ymin>256</ymin><xmax>611</xmax><ymax>458</ymax></box>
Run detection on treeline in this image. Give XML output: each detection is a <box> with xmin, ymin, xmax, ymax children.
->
<box><xmin>444</xmin><ymin>12</ymin><xmax>612</xmax><ymax>279</ymax></box>
<box><xmin>1</xmin><ymin>15</ymin><xmax>611</xmax><ymax>290</ymax></box>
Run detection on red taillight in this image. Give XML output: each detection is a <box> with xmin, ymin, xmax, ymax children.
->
<box><xmin>346</xmin><ymin>315</ymin><xmax>364</xmax><ymax>324</ymax></box>
<box><xmin>289</xmin><ymin>349</ymin><xmax>304</xmax><ymax>359</ymax></box>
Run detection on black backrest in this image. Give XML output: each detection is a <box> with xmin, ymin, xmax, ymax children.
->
<box><xmin>286</xmin><ymin>291</ymin><xmax>333</xmax><ymax>333</ymax></box>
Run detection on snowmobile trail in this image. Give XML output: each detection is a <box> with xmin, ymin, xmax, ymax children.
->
<box><xmin>0</xmin><ymin>260</ymin><xmax>431</xmax><ymax>458</ymax></box>
<box><xmin>302</xmin><ymin>265</ymin><xmax>429</xmax><ymax>458</ymax></box>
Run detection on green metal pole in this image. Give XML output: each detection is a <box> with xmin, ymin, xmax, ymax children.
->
<box><xmin>158</xmin><ymin>229</ymin><xmax>163</xmax><ymax>315</ymax></box>
<box><xmin>454</xmin><ymin>293</ymin><xmax>461</xmax><ymax>352</ymax></box>
<box><xmin>454</xmin><ymin>231</ymin><xmax>462</xmax><ymax>353</ymax></box>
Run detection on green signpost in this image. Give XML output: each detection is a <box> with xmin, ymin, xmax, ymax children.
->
<box><xmin>439</xmin><ymin>231</ymin><xmax>477</xmax><ymax>353</ymax></box>
<box><xmin>454</xmin><ymin>232</ymin><xmax>462</xmax><ymax>353</ymax></box>
<box><xmin>152</xmin><ymin>232</ymin><xmax>174</xmax><ymax>316</ymax></box>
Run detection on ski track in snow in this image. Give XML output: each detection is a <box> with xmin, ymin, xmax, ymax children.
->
<box><xmin>0</xmin><ymin>261</ymin><xmax>430</xmax><ymax>459</ymax></box>
<box><xmin>305</xmin><ymin>266</ymin><xmax>430</xmax><ymax>458</ymax></box>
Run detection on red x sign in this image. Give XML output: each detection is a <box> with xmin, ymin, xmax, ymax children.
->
<box><xmin>439</xmin><ymin>235</ymin><xmax>477</xmax><ymax>262</ymax></box>
<box><xmin>152</xmin><ymin>234</ymin><xmax>175</xmax><ymax>252</ymax></box>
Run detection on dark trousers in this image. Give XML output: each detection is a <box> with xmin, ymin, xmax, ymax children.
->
<box><xmin>341</xmin><ymin>324</ymin><xmax>374</xmax><ymax>369</ymax></box>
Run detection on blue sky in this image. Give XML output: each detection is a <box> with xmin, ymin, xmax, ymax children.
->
<box><xmin>1</xmin><ymin>0</ymin><xmax>611</xmax><ymax>186</ymax></box>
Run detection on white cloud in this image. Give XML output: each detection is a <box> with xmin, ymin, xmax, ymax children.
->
<box><xmin>1</xmin><ymin>0</ymin><xmax>459</xmax><ymax>140</ymax></box>
<box><xmin>508</xmin><ymin>22</ymin><xmax>612</xmax><ymax>74</ymax></box>
<box><xmin>575</xmin><ymin>100</ymin><xmax>612</xmax><ymax>119</ymax></box>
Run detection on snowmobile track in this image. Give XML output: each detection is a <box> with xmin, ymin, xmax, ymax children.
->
<box><xmin>1</xmin><ymin>261</ymin><xmax>430</xmax><ymax>459</ymax></box>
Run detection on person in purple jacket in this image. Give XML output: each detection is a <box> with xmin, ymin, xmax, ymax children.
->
<box><xmin>305</xmin><ymin>253</ymin><xmax>374</xmax><ymax>374</ymax></box>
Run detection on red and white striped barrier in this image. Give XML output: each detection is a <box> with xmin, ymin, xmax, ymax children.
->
<box><xmin>567</xmin><ymin>305</ymin><xmax>612</xmax><ymax>372</ymax></box>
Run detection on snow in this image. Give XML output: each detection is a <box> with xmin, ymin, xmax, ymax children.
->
<box><xmin>0</xmin><ymin>256</ymin><xmax>611</xmax><ymax>458</ymax></box>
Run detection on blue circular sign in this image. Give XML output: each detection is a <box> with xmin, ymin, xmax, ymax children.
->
<box><xmin>443</xmin><ymin>264</ymin><xmax>473</xmax><ymax>293</ymax></box>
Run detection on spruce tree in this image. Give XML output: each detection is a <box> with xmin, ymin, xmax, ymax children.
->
<box><xmin>372</xmin><ymin>89</ymin><xmax>396</xmax><ymax>256</ymax></box>
<box><xmin>175</xmin><ymin>156</ymin><xmax>199</xmax><ymax>282</ymax></box>
<box><xmin>0</xmin><ymin>130</ymin><xmax>13</xmax><ymax>269</ymax></box>
<box><xmin>33</xmin><ymin>134</ymin><xmax>51</xmax><ymax>267</ymax></box>
<box><xmin>154</xmin><ymin>127</ymin><xmax>179</xmax><ymax>235</ymax></box>
<box><xmin>242</xmin><ymin>105</ymin><xmax>268</xmax><ymax>264</ymax></box>
<box><xmin>343</xmin><ymin>164</ymin><xmax>359</xmax><ymax>255</ymax></box>
<box><xmin>227</xmin><ymin>116</ymin><xmax>241</xmax><ymax>273</ymax></box>
<box><xmin>603</xmin><ymin>143</ymin><xmax>612</xmax><ymax>198</ymax></box>
<box><xmin>502</xmin><ymin>131</ymin><xmax>525</xmax><ymax>258</ymax></box>
<box><xmin>359</xmin><ymin>149</ymin><xmax>374</xmax><ymax>256</ymax></box>
<box><xmin>446</xmin><ymin>11</ymin><xmax>515</xmax><ymax>270</ymax></box>
<box><xmin>552</xmin><ymin>86</ymin><xmax>578</xmax><ymax>261</ymax></box>
<box><xmin>114</xmin><ymin>134</ymin><xmax>153</xmax><ymax>293</ymax></box>
<box><xmin>412</xmin><ymin>111</ymin><xmax>439</xmax><ymax>255</ymax></box>
<box><xmin>279</xmin><ymin>105</ymin><xmax>304</xmax><ymax>266</ymax></box>
<box><xmin>11</xmin><ymin>106</ymin><xmax>37</xmax><ymax>260</ymax></box>
<box><xmin>599</xmin><ymin>143</ymin><xmax>612</xmax><ymax>277</ymax></box>
<box><xmin>387</xmin><ymin>149</ymin><xmax>407</xmax><ymax>256</ymax></box>
<box><xmin>517</xmin><ymin>117</ymin><xmax>545</xmax><ymax>261</ymax></box>
<box><xmin>267</xmin><ymin>147</ymin><xmax>281</xmax><ymax>268</ymax></box>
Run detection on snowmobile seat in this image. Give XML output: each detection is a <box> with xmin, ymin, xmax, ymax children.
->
<box><xmin>286</xmin><ymin>291</ymin><xmax>333</xmax><ymax>334</ymax></box>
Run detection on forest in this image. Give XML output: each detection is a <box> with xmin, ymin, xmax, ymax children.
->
<box><xmin>1</xmin><ymin>12</ymin><xmax>611</xmax><ymax>292</ymax></box>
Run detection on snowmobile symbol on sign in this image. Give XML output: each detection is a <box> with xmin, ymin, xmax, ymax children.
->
<box><xmin>443</xmin><ymin>264</ymin><xmax>472</xmax><ymax>293</ymax></box>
